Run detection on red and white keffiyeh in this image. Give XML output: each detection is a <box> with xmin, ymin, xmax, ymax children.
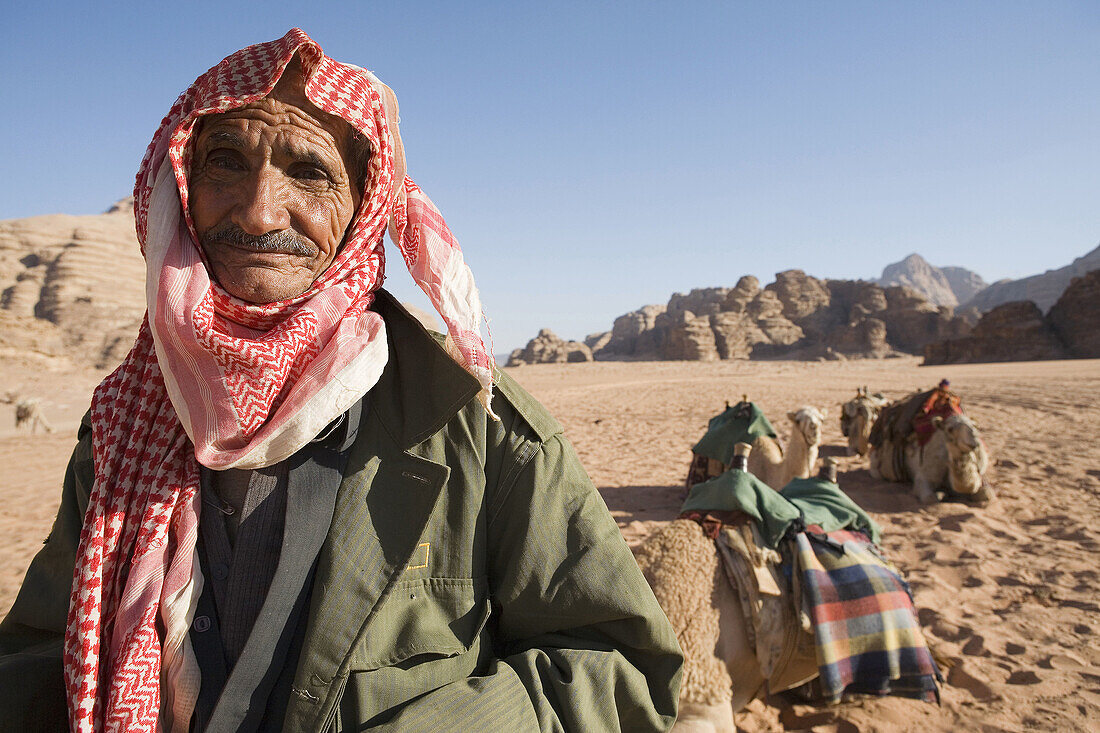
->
<box><xmin>63</xmin><ymin>28</ymin><xmax>495</xmax><ymax>732</ymax></box>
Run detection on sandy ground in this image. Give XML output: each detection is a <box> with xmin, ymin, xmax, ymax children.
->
<box><xmin>2</xmin><ymin>355</ymin><xmax>1098</xmax><ymax>731</ymax></box>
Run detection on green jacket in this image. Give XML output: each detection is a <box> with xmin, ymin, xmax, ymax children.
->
<box><xmin>0</xmin><ymin>291</ymin><xmax>683</xmax><ymax>731</ymax></box>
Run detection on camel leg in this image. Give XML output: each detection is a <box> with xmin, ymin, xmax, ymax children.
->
<box><xmin>672</xmin><ymin>701</ymin><xmax>736</xmax><ymax>733</ymax></box>
<box><xmin>913</xmin><ymin>474</ymin><xmax>938</xmax><ymax>504</ymax></box>
<box><xmin>868</xmin><ymin>449</ymin><xmax>883</xmax><ymax>480</ymax></box>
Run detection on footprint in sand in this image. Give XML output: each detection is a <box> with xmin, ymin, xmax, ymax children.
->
<box><xmin>932</xmin><ymin>618</ymin><xmax>974</xmax><ymax>643</ymax></box>
<box><xmin>1048</xmin><ymin>525</ymin><xmax>1093</xmax><ymax>542</ymax></box>
<box><xmin>931</xmin><ymin>565</ymin><xmax>985</xmax><ymax>590</ymax></box>
<box><xmin>938</xmin><ymin>512</ymin><xmax>975</xmax><ymax>532</ymax></box>
<box><xmin>1045</xmin><ymin>653</ymin><xmax>1100</xmax><ymax>677</ymax></box>
<box><xmin>1005</xmin><ymin>642</ymin><xmax>1027</xmax><ymax>655</ymax></box>
<box><xmin>947</xmin><ymin>663</ymin><xmax>996</xmax><ymax>700</ymax></box>
<box><xmin>962</xmin><ymin>635</ymin><xmax>989</xmax><ymax>656</ymax></box>
<box><xmin>994</xmin><ymin>575</ymin><xmax>1029</xmax><ymax>588</ymax></box>
<box><xmin>1021</xmin><ymin>515</ymin><xmax>1060</xmax><ymax>527</ymax></box>
<box><xmin>1006</xmin><ymin>670</ymin><xmax>1042</xmax><ymax>685</ymax></box>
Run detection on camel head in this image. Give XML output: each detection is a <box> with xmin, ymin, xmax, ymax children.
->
<box><xmin>787</xmin><ymin>406</ymin><xmax>826</xmax><ymax>448</ymax></box>
<box><xmin>840</xmin><ymin>396</ymin><xmax>880</xmax><ymax>456</ymax></box>
<box><xmin>933</xmin><ymin>414</ymin><xmax>991</xmax><ymax>499</ymax></box>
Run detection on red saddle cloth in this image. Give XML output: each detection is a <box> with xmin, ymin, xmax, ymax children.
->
<box><xmin>912</xmin><ymin>389</ymin><xmax>962</xmax><ymax>446</ymax></box>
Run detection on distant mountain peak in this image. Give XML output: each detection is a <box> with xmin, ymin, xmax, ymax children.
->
<box><xmin>877</xmin><ymin>254</ymin><xmax>985</xmax><ymax>308</ymax></box>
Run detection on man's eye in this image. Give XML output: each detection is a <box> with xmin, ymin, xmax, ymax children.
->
<box><xmin>207</xmin><ymin>151</ymin><xmax>245</xmax><ymax>171</ymax></box>
<box><xmin>292</xmin><ymin>165</ymin><xmax>330</xmax><ymax>182</ymax></box>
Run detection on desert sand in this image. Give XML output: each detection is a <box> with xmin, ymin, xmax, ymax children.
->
<box><xmin>2</xmin><ymin>355</ymin><xmax>1098</xmax><ymax>731</ymax></box>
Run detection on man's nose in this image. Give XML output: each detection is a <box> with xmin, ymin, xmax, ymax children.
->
<box><xmin>232</xmin><ymin>166</ymin><xmax>290</xmax><ymax>235</ymax></box>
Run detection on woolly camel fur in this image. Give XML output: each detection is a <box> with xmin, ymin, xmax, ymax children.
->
<box><xmin>870</xmin><ymin>414</ymin><xmax>991</xmax><ymax>504</ymax></box>
<box><xmin>748</xmin><ymin>407</ymin><xmax>825</xmax><ymax>490</ymax></box>
<box><xmin>635</xmin><ymin>519</ymin><xmax>762</xmax><ymax>732</ymax></box>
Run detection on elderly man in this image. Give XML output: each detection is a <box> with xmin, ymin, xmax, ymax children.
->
<box><xmin>0</xmin><ymin>30</ymin><xmax>681</xmax><ymax>732</ymax></box>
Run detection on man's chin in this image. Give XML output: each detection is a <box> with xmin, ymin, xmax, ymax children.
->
<box><xmin>210</xmin><ymin>264</ymin><xmax>313</xmax><ymax>304</ymax></box>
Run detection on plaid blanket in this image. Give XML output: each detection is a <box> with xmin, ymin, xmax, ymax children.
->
<box><xmin>795</xmin><ymin>527</ymin><xmax>941</xmax><ymax>703</ymax></box>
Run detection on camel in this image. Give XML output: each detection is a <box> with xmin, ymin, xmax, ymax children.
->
<box><xmin>840</xmin><ymin>387</ymin><xmax>887</xmax><ymax>457</ymax></box>
<box><xmin>869</xmin><ymin>401</ymin><xmax>991</xmax><ymax>504</ymax></box>
<box><xmin>635</xmin><ymin>517</ymin><xmax>761</xmax><ymax>733</ymax></box>
<box><xmin>747</xmin><ymin>407</ymin><xmax>825</xmax><ymax>490</ymax></box>
<box><xmin>637</xmin><ymin>457</ymin><xmax>839</xmax><ymax>731</ymax></box>
<box><xmin>3</xmin><ymin>393</ymin><xmax>53</xmax><ymax>434</ymax></box>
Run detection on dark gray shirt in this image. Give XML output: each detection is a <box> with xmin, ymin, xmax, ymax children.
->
<box><xmin>191</xmin><ymin>402</ymin><xmax>361</xmax><ymax>732</ymax></box>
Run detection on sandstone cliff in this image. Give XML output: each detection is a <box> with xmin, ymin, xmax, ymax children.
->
<box><xmin>924</xmin><ymin>268</ymin><xmax>1100</xmax><ymax>365</ymax></box>
<box><xmin>507</xmin><ymin>329</ymin><xmax>593</xmax><ymax>366</ymax></box>
<box><xmin>513</xmin><ymin>270</ymin><xmax>974</xmax><ymax>364</ymax></box>
<box><xmin>923</xmin><ymin>301</ymin><xmax>1066</xmax><ymax>365</ymax></box>
<box><xmin>1046</xmin><ymin>270</ymin><xmax>1100</xmax><ymax>359</ymax></box>
<box><xmin>0</xmin><ymin>200</ymin><xmax>145</xmax><ymax>370</ymax></box>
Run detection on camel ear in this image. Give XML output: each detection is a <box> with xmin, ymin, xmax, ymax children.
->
<box><xmin>820</xmin><ymin>408</ymin><xmax>828</xmax><ymax>419</ymax></box>
<box><xmin>787</xmin><ymin>411</ymin><xmax>798</xmax><ymax>422</ymax></box>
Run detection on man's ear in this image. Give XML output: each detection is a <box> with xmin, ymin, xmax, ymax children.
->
<box><xmin>932</xmin><ymin>416</ymin><xmax>945</xmax><ymax>429</ymax></box>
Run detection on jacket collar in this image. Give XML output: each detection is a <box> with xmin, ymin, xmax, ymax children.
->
<box><xmin>370</xmin><ymin>289</ymin><xmax>483</xmax><ymax>449</ymax></box>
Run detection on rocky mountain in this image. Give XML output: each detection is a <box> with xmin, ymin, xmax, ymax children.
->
<box><xmin>925</xmin><ymin>268</ymin><xmax>1100</xmax><ymax>365</ymax></box>
<box><xmin>923</xmin><ymin>301</ymin><xmax>1066</xmax><ymax>365</ymax></box>
<box><xmin>511</xmin><ymin>270</ymin><xmax>974</xmax><ymax>365</ymax></box>
<box><xmin>877</xmin><ymin>253</ymin><xmax>988</xmax><ymax>308</ymax></box>
<box><xmin>963</xmin><ymin>243</ymin><xmax>1100</xmax><ymax>313</ymax></box>
<box><xmin>940</xmin><ymin>266</ymin><xmax>988</xmax><ymax>305</ymax></box>
<box><xmin>0</xmin><ymin>200</ymin><xmax>145</xmax><ymax>369</ymax></box>
<box><xmin>507</xmin><ymin>329</ymin><xmax>592</xmax><ymax>366</ymax></box>
<box><xmin>1045</xmin><ymin>270</ymin><xmax>1100</xmax><ymax>359</ymax></box>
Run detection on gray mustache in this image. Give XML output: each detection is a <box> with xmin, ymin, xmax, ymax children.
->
<box><xmin>202</xmin><ymin>226</ymin><xmax>316</xmax><ymax>257</ymax></box>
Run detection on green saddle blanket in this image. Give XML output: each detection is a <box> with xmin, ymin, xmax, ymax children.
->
<box><xmin>681</xmin><ymin>469</ymin><xmax>881</xmax><ymax>548</ymax></box>
<box><xmin>691</xmin><ymin>401</ymin><xmax>776</xmax><ymax>466</ymax></box>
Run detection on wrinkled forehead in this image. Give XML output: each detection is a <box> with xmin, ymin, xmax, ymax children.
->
<box><xmin>193</xmin><ymin>58</ymin><xmax>358</xmax><ymax>159</ymax></box>
<box><xmin>135</xmin><ymin>28</ymin><xmax>396</xmax><ymax>249</ymax></box>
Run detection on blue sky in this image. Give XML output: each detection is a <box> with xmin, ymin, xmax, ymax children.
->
<box><xmin>3</xmin><ymin>1</ymin><xmax>1098</xmax><ymax>351</ymax></box>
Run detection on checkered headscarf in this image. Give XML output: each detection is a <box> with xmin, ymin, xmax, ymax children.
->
<box><xmin>63</xmin><ymin>28</ymin><xmax>495</xmax><ymax>731</ymax></box>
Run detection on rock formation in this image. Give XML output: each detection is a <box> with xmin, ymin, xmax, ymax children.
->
<box><xmin>923</xmin><ymin>301</ymin><xmax>1066</xmax><ymax>365</ymax></box>
<box><xmin>941</xmin><ymin>266</ymin><xmax>988</xmax><ymax>305</ymax></box>
<box><xmin>512</xmin><ymin>269</ymin><xmax>975</xmax><ymax>364</ymax></box>
<box><xmin>506</xmin><ymin>329</ymin><xmax>593</xmax><ymax>366</ymax></box>
<box><xmin>1046</xmin><ymin>270</ymin><xmax>1100</xmax><ymax>358</ymax></box>
<box><xmin>925</xmin><ymin>268</ymin><xmax>1100</xmax><ymax>365</ymax></box>
<box><xmin>878</xmin><ymin>253</ymin><xmax>987</xmax><ymax>308</ymax></box>
<box><xmin>964</xmin><ymin>243</ymin><xmax>1100</xmax><ymax>313</ymax></box>
<box><xmin>0</xmin><ymin>199</ymin><xmax>145</xmax><ymax>370</ymax></box>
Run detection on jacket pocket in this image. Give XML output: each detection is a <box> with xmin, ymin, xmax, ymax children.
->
<box><xmin>348</xmin><ymin>576</ymin><xmax>490</xmax><ymax>671</ymax></box>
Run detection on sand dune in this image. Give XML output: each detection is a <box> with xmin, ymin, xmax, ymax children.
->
<box><xmin>2</xmin><ymin>355</ymin><xmax>1098</xmax><ymax>730</ymax></box>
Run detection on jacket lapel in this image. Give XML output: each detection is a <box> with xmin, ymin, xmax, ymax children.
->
<box><xmin>282</xmin><ymin>291</ymin><xmax>478</xmax><ymax>731</ymax></box>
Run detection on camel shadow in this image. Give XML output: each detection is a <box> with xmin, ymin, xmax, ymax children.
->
<box><xmin>598</xmin><ymin>484</ymin><xmax>684</xmax><ymax>524</ymax></box>
<box><xmin>818</xmin><ymin>444</ymin><xmax>849</xmax><ymax>458</ymax></box>
<box><xmin>835</xmin><ymin>466</ymin><xmax>924</xmax><ymax>515</ymax></box>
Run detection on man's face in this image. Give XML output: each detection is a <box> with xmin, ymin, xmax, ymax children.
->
<box><xmin>189</xmin><ymin>64</ymin><xmax>363</xmax><ymax>304</ymax></box>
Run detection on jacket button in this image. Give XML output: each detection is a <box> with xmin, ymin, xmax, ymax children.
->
<box><xmin>212</xmin><ymin>563</ymin><xmax>229</xmax><ymax>580</ymax></box>
<box><xmin>194</xmin><ymin>616</ymin><xmax>212</xmax><ymax>633</ymax></box>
